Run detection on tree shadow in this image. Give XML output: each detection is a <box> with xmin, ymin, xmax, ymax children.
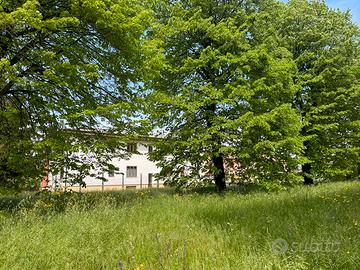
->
<box><xmin>187</xmin><ymin>183</ymin><xmax>360</xmax><ymax>268</ymax></box>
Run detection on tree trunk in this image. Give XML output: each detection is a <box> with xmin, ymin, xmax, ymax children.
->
<box><xmin>298</xmin><ymin>110</ymin><xmax>315</xmax><ymax>186</ymax></box>
<box><xmin>302</xmin><ymin>163</ymin><xmax>313</xmax><ymax>185</ymax></box>
<box><xmin>212</xmin><ymin>153</ymin><xmax>226</xmax><ymax>191</ymax></box>
<box><xmin>204</xmin><ymin>103</ymin><xmax>226</xmax><ymax>191</ymax></box>
<box><xmin>302</xmin><ymin>139</ymin><xmax>314</xmax><ymax>185</ymax></box>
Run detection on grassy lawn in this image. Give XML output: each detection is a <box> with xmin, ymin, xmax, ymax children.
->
<box><xmin>0</xmin><ymin>182</ymin><xmax>359</xmax><ymax>269</ymax></box>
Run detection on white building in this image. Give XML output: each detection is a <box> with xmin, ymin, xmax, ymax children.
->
<box><xmin>47</xmin><ymin>141</ymin><xmax>163</xmax><ymax>192</ymax></box>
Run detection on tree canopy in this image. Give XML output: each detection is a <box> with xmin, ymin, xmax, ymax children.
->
<box><xmin>276</xmin><ymin>0</ymin><xmax>360</xmax><ymax>183</ymax></box>
<box><xmin>0</xmin><ymin>0</ymin><xmax>359</xmax><ymax>191</ymax></box>
<box><xmin>146</xmin><ymin>0</ymin><xmax>359</xmax><ymax>190</ymax></box>
<box><xmin>0</xmin><ymin>0</ymin><xmax>151</xmax><ymax>188</ymax></box>
<box><xmin>146</xmin><ymin>0</ymin><xmax>306</xmax><ymax>190</ymax></box>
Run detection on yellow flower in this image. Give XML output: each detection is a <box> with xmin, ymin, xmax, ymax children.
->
<box><xmin>134</xmin><ymin>263</ymin><xmax>144</xmax><ymax>270</ymax></box>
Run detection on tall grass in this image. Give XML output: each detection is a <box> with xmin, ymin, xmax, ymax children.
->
<box><xmin>0</xmin><ymin>182</ymin><xmax>359</xmax><ymax>269</ymax></box>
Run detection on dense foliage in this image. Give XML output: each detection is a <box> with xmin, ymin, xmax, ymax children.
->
<box><xmin>0</xmin><ymin>0</ymin><xmax>151</xmax><ymax>188</ymax></box>
<box><xmin>146</xmin><ymin>0</ymin><xmax>304</xmax><ymax>190</ymax></box>
<box><xmin>146</xmin><ymin>0</ymin><xmax>359</xmax><ymax>190</ymax></box>
<box><xmin>0</xmin><ymin>0</ymin><xmax>358</xmax><ymax>191</ymax></box>
<box><xmin>276</xmin><ymin>0</ymin><xmax>360</xmax><ymax>183</ymax></box>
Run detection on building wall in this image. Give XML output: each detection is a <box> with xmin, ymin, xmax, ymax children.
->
<box><xmin>48</xmin><ymin>142</ymin><xmax>163</xmax><ymax>191</ymax></box>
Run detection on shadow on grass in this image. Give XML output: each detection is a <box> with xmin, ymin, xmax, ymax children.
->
<box><xmin>190</xmin><ymin>183</ymin><xmax>360</xmax><ymax>231</ymax></box>
<box><xmin>187</xmin><ymin>182</ymin><xmax>360</xmax><ymax>268</ymax></box>
<box><xmin>0</xmin><ymin>183</ymin><xmax>270</xmax><ymax>215</ymax></box>
<box><xmin>179</xmin><ymin>183</ymin><xmax>266</xmax><ymax>195</ymax></box>
<box><xmin>0</xmin><ymin>188</ymin><xmax>177</xmax><ymax>214</ymax></box>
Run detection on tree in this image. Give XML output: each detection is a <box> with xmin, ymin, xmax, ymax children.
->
<box><xmin>274</xmin><ymin>0</ymin><xmax>360</xmax><ymax>183</ymax></box>
<box><xmin>0</xmin><ymin>0</ymin><xmax>151</xmax><ymax>188</ymax></box>
<box><xmin>146</xmin><ymin>0</ymin><xmax>305</xmax><ymax>191</ymax></box>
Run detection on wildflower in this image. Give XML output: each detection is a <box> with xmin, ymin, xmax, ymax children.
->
<box><xmin>134</xmin><ymin>263</ymin><xmax>145</xmax><ymax>270</ymax></box>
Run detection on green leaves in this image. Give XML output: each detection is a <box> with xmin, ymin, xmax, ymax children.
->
<box><xmin>276</xmin><ymin>0</ymin><xmax>360</xmax><ymax>182</ymax></box>
<box><xmin>145</xmin><ymin>0</ymin><xmax>306</xmax><ymax>189</ymax></box>
<box><xmin>1</xmin><ymin>0</ymin><xmax>358</xmax><ymax>190</ymax></box>
<box><xmin>0</xmin><ymin>0</ymin><xmax>152</xmax><ymax>188</ymax></box>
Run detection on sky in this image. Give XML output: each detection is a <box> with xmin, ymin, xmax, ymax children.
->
<box><xmin>326</xmin><ymin>0</ymin><xmax>359</xmax><ymax>24</ymax></box>
<box><xmin>282</xmin><ymin>0</ymin><xmax>360</xmax><ymax>25</ymax></box>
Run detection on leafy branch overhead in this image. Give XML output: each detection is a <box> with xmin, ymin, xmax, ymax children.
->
<box><xmin>146</xmin><ymin>0</ymin><xmax>359</xmax><ymax>190</ymax></box>
<box><xmin>0</xmin><ymin>0</ymin><xmax>152</xmax><ymax>187</ymax></box>
<box><xmin>0</xmin><ymin>0</ymin><xmax>359</xmax><ymax>190</ymax></box>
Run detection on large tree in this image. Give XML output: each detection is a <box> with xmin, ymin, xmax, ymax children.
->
<box><xmin>0</xmin><ymin>0</ymin><xmax>150</xmax><ymax>189</ymax></box>
<box><xmin>274</xmin><ymin>0</ymin><xmax>360</xmax><ymax>183</ymax></box>
<box><xmin>147</xmin><ymin>0</ymin><xmax>305</xmax><ymax>191</ymax></box>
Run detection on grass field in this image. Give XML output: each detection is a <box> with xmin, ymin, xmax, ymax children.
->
<box><xmin>0</xmin><ymin>182</ymin><xmax>359</xmax><ymax>269</ymax></box>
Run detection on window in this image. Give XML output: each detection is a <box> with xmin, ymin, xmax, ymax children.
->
<box><xmin>148</xmin><ymin>145</ymin><xmax>153</xmax><ymax>153</ymax></box>
<box><xmin>126</xmin><ymin>166</ymin><xmax>137</xmax><ymax>177</ymax></box>
<box><xmin>127</xmin><ymin>143</ymin><xmax>137</xmax><ymax>153</ymax></box>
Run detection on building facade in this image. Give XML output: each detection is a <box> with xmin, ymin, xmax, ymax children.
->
<box><xmin>46</xmin><ymin>141</ymin><xmax>163</xmax><ymax>192</ymax></box>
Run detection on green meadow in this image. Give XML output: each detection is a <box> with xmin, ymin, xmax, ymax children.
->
<box><xmin>0</xmin><ymin>182</ymin><xmax>359</xmax><ymax>270</ymax></box>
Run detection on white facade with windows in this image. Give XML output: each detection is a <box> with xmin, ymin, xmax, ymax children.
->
<box><xmin>48</xmin><ymin>142</ymin><xmax>163</xmax><ymax>191</ymax></box>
